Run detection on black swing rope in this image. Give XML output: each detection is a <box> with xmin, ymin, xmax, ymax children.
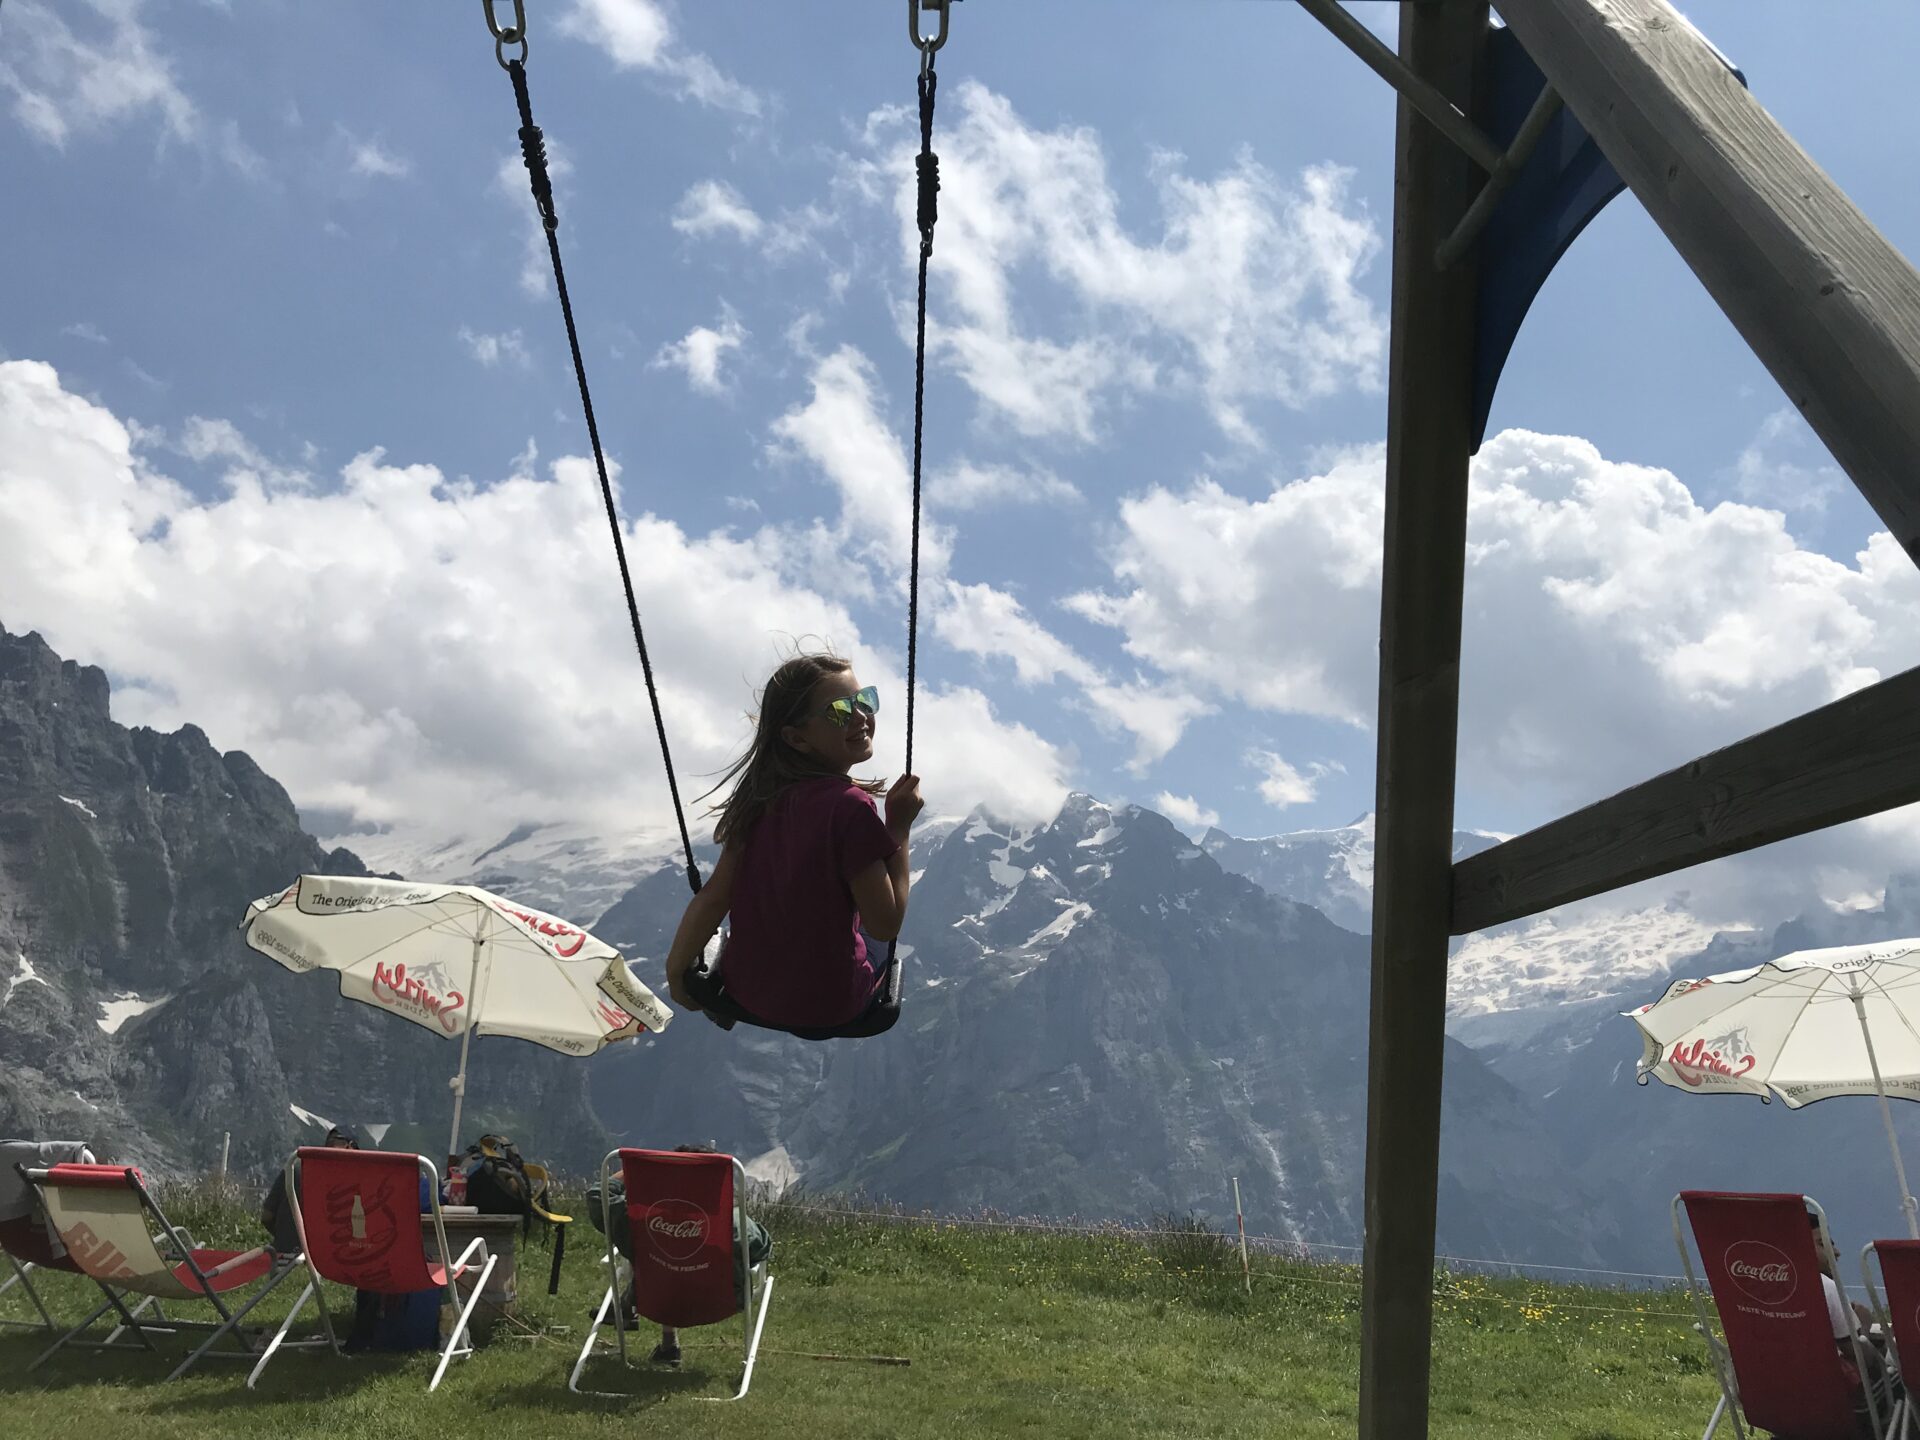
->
<box><xmin>489</xmin><ymin>10</ymin><xmax>702</xmax><ymax>896</ymax></box>
<box><xmin>485</xmin><ymin>2</ymin><xmax>945</xmax><ymax>1033</ymax></box>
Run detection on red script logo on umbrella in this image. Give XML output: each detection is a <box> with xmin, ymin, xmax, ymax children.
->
<box><xmin>491</xmin><ymin>901</ymin><xmax>587</xmax><ymax>957</ymax></box>
<box><xmin>371</xmin><ymin>960</ymin><xmax>468</xmax><ymax>1034</ymax></box>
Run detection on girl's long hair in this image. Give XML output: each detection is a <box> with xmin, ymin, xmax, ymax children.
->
<box><xmin>704</xmin><ymin>653</ymin><xmax>885</xmax><ymax>845</ymax></box>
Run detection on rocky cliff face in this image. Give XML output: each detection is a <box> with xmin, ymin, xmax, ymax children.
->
<box><xmin>0</xmin><ymin>624</ymin><xmax>609</xmax><ymax>1180</ymax></box>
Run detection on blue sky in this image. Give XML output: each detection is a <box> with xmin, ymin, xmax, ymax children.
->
<box><xmin>4</xmin><ymin>0</ymin><xmax>1918</xmax><ymax>927</ymax></box>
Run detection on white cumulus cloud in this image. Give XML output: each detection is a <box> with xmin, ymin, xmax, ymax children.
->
<box><xmin>652</xmin><ymin>309</ymin><xmax>745</xmax><ymax>395</ymax></box>
<box><xmin>671</xmin><ymin>180</ymin><xmax>765</xmax><ymax>242</ymax></box>
<box><xmin>1153</xmin><ymin>792</ymin><xmax>1219</xmax><ymax>834</ymax></box>
<box><xmin>1066</xmin><ymin>428</ymin><xmax>1920</xmax><ymax>919</ymax></box>
<box><xmin>0</xmin><ymin>359</ymin><xmax>1070</xmax><ymax>850</ymax></box>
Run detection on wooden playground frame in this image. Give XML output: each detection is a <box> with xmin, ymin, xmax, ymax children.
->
<box><xmin>1298</xmin><ymin>1</ymin><xmax>1920</xmax><ymax>1433</ymax></box>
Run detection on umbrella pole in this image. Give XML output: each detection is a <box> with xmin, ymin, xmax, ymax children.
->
<box><xmin>448</xmin><ymin>912</ymin><xmax>487</xmax><ymax>1163</ymax></box>
<box><xmin>1852</xmin><ymin>987</ymin><xmax>1920</xmax><ymax>1240</ymax></box>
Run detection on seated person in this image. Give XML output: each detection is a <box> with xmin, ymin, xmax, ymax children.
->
<box><xmin>584</xmin><ymin>1143</ymin><xmax>771</xmax><ymax>1367</ymax></box>
<box><xmin>1813</xmin><ymin>1213</ymin><xmax>1895</xmax><ymax>1416</ymax></box>
<box><xmin>259</xmin><ymin>1124</ymin><xmax>358</xmax><ymax>1255</ymax></box>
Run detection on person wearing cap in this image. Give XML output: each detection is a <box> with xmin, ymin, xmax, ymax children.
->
<box><xmin>259</xmin><ymin>1124</ymin><xmax>359</xmax><ymax>1256</ymax></box>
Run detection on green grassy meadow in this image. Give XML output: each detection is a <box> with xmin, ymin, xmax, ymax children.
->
<box><xmin>0</xmin><ymin>1183</ymin><xmax>1720</xmax><ymax>1439</ymax></box>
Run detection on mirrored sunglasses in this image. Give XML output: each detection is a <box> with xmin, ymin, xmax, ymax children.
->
<box><xmin>823</xmin><ymin>686</ymin><xmax>880</xmax><ymax>727</ymax></box>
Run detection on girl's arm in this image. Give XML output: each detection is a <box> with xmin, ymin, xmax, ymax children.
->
<box><xmin>664</xmin><ymin>840</ymin><xmax>742</xmax><ymax>1009</ymax></box>
<box><xmin>849</xmin><ymin>844</ymin><xmax>910</xmax><ymax>941</ymax></box>
<box><xmin>850</xmin><ymin>775</ymin><xmax>922</xmax><ymax>941</ymax></box>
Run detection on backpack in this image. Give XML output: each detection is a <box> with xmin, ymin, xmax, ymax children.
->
<box><xmin>462</xmin><ymin>1133</ymin><xmax>532</xmax><ymax>1235</ymax></box>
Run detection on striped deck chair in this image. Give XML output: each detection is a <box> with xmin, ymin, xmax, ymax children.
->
<box><xmin>1861</xmin><ymin>1239</ymin><xmax>1920</xmax><ymax>1439</ymax></box>
<box><xmin>570</xmin><ymin>1147</ymin><xmax>773</xmax><ymax>1401</ymax></box>
<box><xmin>248</xmin><ymin>1147</ymin><xmax>496</xmax><ymax>1393</ymax></box>
<box><xmin>19</xmin><ymin>1162</ymin><xmax>301</xmax><ymax>1380</ymax></box>
<box><xmin>1</xmin><ymin>1141</ymin><xmax>95</xmax><ymax>1336</ymax></box>
<box><xmin>1676</xmin><ymin>1190</ymin><xmax>1888</xmax><ymax>1440</ymax></box>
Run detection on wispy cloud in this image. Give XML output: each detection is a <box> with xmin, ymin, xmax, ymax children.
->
<box><xmin>852</xmin><ymin>82</ymin><xmax>1385</xmax><ymax>445</ymax></box>
<box><xmin>557</xmin><ymin>0</ymin><xmax>761</xmax><ymax>116</ymax></box>
<box><xmin>457</xmin><ymin>327</ymin><xmax>531</xmax><ymax>369</ymax></box>
<box><xmin>61</xmin><ymin>322</ymin><xmax>109</xmax><ymax>346</ymax></box>
<box><xmin>344</xmin><ymin>131</ymin><xmax>412</xmax><ymax>181</ymax></box>
<box><xmin>933</xmin><ymin>462</ymin><xmax>1081</xmax><ymax>512</ymax></box>
<box><xmin>0</xmin><ymin>0</ymin><xmax>261</xmax><ymax>178</ymax></box>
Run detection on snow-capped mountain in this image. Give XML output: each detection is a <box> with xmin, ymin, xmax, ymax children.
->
<box><xmin>1200</xmin><ymin>814</ymin><xmax>1501</xmax><ymax>935</ymax></box>
<box><xmin>590</xmin><ymin>792</ymin><xmax>1624</xmax><ymax>1264</ymax></box>
<box><xmin>315</xmin><ymin>818</ymin><xmax>688</xmax><ymax>927</ymax></box>
<box><xmin>1201</xmin><ymin>813</ymin><xmax>1753</xmax><ymax>1036</ymax></box>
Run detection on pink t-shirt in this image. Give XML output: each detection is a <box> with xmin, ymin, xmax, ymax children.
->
<box><xmin>722</xmin><ymin>776</ymin><xmax>899</xmax><ymax>1029</ymax></box>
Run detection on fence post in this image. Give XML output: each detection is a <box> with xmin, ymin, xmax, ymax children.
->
<box><xmin>219</xmin><ymin>1131</ymin><xmax>230</xmax><ymax>1180</ymax></box>
<box><xmin>1233</xmin><ymin>1177</ymin><xmax>1251</xmax><ymax>1295</ymax></box>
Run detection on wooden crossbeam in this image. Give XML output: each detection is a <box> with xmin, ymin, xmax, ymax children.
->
<box><xmin>1497</xmin><ymin>0</ymin><xmax>1920</xmax><ymax>570</ymax></box>
<box><xmin>1453</xmin><ymin>665</ymin><xmax>1920</xmax><ymax>935</ymax></box>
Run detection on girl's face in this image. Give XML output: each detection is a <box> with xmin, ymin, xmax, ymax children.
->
<box><xmin>782</xmin><ymin>670</ymin><xmax>874</xmax><ymax>773</ymax></box>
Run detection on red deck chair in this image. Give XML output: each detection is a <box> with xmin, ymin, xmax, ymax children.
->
<box><xmin>1675</xmin><ymin>1191</ymin><xmax>1887</xmax><ymax>1440</ymax></box>
<box><xmin>570</xmin><ymin>1147</ymin><xmax>773</xmax><ymax>1400</ymax></box>
<box><xmin>247</xmin><ymin>1147</ymin><xmax>495</xmax><ymax>1392</ymax></box>
<box><xmin>20</xmin><ymin>1162</ymin><xmax>299</xmax><ymax>1380</ymax></box>
<box><xmin>1861</xmin><ymin>1240</ymin><xmax>1920</xmax><ymax>1439</ymax></box>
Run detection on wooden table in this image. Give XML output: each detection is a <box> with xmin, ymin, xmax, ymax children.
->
<box><xmin>422</xmin><ymin>1210</ymin><xmax>523</xmax><ymax>1318</ymax></box>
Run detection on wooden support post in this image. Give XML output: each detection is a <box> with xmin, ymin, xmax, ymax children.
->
<box><xmin>1452</xmin><ymin>663</ymin><xmax>1920</xmax><ymax>934</ymax></box>
<box><xmin>1359</xmin><ymin>5</ymin><xmax>1486</xmax><ymax>1437</ymax></box>
<box><xmin>1496</xmin><ymin>0</ymin><xmax>1920</xmax><ymax>567</ymax></box>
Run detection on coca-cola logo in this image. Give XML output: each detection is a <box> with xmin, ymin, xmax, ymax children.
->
<box><xmin>1724</xmin><ymin>1240</ymin><xmax>1797</xmax><ymax>1305</ymax></box>
<box><xmin>645</xmin><ymin>1198</ymin><xmax>710</xmax><ymax>1261</ymax></box>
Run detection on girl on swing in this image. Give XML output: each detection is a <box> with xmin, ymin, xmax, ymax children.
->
<box><xmin>664</xmin><ymin>653</ymin><xmax>923</xmax><ymax>1034</ymax></box>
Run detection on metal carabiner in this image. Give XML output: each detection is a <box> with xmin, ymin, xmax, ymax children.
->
<box><xmin>909</xmin><ymin>0</ymin><xmax>950</xmax><ymax>56</ymax></box>
<box><xmin>483</xmin><ymin>0</ymin><xmax>525</xmax><ymax>42</ymax></box>
<box><xmin>484</xmin><ymin>0</ymin><xmax>528</xmax><ymax>69</ymax></box>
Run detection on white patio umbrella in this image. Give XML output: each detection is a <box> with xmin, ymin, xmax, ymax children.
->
<box><xmin>1627</xmin><ymin>939</ymin><xmax>1920</xmax><ymax>1238</ymax></box>
<box><xmin>241</xmin><ymin>874</ymin><xmax>671</xmax><ymax>1158</ymax></box>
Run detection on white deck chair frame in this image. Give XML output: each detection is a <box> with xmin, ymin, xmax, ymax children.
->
<box><xmin>247</xmin><ymin>1152</ymin><xmax>495</xmax><ymax>1393</ymax></box>
<box><xmin>569</xmin><ymin>1148</ymin><xmax>772</xmax><ymax>1402</ymax></box>
<box><xmin>20</xmin><ymin>1163</ymin><xmax>304</xmax><ymax>1381</ymax></box>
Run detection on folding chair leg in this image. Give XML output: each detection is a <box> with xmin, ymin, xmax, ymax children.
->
<box><xmin>246</xmin><ymin>1281</ymin><xmax>321</xmax><ymax>1390</ymax></box>
<box><xmin>428</xmin><ymin>1253</ymin><xmax>496</xmax><ymax>1392</ymax></box>
<box><xmin>568</xmin><ymin>1285</ymin><xmax>619</xmax><ymax>1396</ymax></box>
<box><xmin>735</xmin><ymin>1273</ymin><xmax>773</xmax><ymax>1402</ymax></box>
<box><xmin>692</xmin><ymin>1271</ymin><xmax>773</xmax><ymax>1404</ymax></box>
<box><xmin>163</xmin><ymin>1260</ymin><xmax>299</xmax><ymax>1382</ymax></box>
<box><xmin>0</xmin><ymin>1257</ymin><xmax>57</xmax><ymax>1333</ymax></box>
<box><xmin>31</xmin><ymin>1289</ymin><xmax>159</xmax><ymax>1370</ymax></box>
